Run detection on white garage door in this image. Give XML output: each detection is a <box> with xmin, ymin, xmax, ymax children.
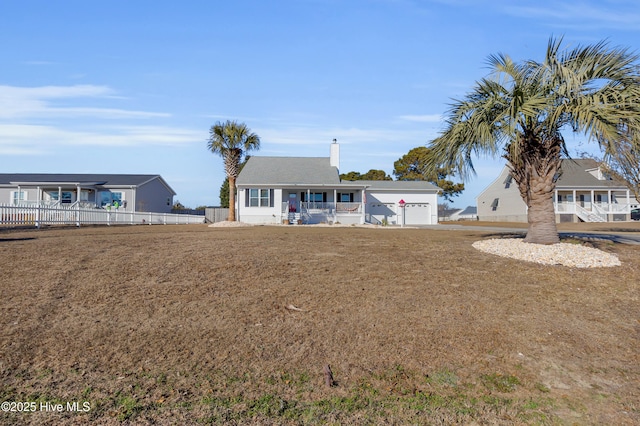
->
<box><xmin>403</xmin><ymin>203</ymin><xmax>431</xmax><ymax>225</ymax></box>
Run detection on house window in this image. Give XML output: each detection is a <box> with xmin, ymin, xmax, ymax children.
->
<box><xmin>300</xmin><ymin>192</ymin><xmax>327</xmax><ymax>202</ymax></box>
<box><xmin>338</xmin><ymin>192</ymin><xmax>354</xmax><ymax>202</ymax></box>
<box><xmin>11</xmin><ymin>191</ymin><xmax>27</xmax><ymax>205</ymax></box>
<box><xmin>249</xmin><ymin>188</ymin><xmax>270</xmax><ymax>207</ymax></box>
<box><xmin>61</xmin><ymin>191</ymin><xmax>73</xmax><ymax>204</ymax></box>
<box><xmin>99</xmin><ymin>191</ymin><xmax>124</xmax><ymax>207</ymax></box>
<box><xmin>504</xmin><ymin>175</ymin><xmax>513</xmax><ymax>189</ymax></box>
<box><xmin>491</xmin><ymin>198</ymin><xmax>499</xmax><ymax>211</ymax></box>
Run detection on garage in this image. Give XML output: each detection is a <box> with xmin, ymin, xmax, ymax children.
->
<box><xmin>402</xmin><ymin>203</ymin><xmax>432</xmax><ymax>225</ymax></box>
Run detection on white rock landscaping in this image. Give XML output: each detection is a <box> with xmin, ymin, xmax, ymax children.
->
<box><xmin>472</xmin><ymin>238</ymin><xmax>621</xmax><ymax>268</ymax></box>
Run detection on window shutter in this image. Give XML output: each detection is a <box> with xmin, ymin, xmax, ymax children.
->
<box><xmin>322</xmin><ymin>192</ymin><xmax>327</xmax><ymax>202</ymax></box>
<box><xmin>270</xmin><ymin>189</ymin><xmax>274</xmax><ymax>207</ymax></box>
<box><xmin>350</xmin><ymin>193</ymin><xmax>354</xmax><ymax>202</ymax></box>
<box><xmin>245</xmin><ymin>189</ymin><xmax>249</xmax><ymax>207</ymax></box>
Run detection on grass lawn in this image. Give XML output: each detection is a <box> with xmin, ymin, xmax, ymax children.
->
<box><xmin>1</xmin><ymin>224</ymin><xmax>638</xmax><ymax>424</ymax></box>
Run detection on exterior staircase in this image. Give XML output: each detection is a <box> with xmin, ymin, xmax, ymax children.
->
<box><xmin>575</xmin><ymin>205</ymin><xmax>606</xmax><ymax>222</ymax></box>
<box><xmin>287</xmin><ymin>212</ymin><xmax>301</xmax><ymax>224</ymax></box>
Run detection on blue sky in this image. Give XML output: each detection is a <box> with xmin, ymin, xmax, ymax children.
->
<box><xmin>2</xmin><ymin>0</ymin><xmax>639</xmax><ymax>209</ymax></box>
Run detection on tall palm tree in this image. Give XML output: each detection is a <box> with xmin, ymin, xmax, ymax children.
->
<box><xmin>426</xmin><ymin>37</ymin><xmax>640</xmax><ymax>244</ymax></box>
<box><xmin>208</xmin><ymin>120</ymin><xmax>260</xmax><ymax>221</ymax></box>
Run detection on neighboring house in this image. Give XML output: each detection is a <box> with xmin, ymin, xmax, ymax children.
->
<box><xmin>0</xmin><ymin>174</ymin><xmax>176</xmax><ymax>213</ymax></box>
<box><xmin>235</xmin><ymin>141</ymin><xmax>440</xmax><ymax>225</ymax></box>
<box><xmin>451</xmin><ymin>206</ymin><xmax>478</xmax><ymax>221</ymax></box>
<box><xmin>439</xmin><ymin>207</ymin><xmax>461</xmax><ymax>221</ymax></box>
<box><xmin>477</xmin><ymin>159</ymin><xmax>636</xmax><ymax>222</ymax></box>
<box><xmin>440</xmin><ymin>206</ymin><xmax>478</xmax><ymax>221</ymax></box>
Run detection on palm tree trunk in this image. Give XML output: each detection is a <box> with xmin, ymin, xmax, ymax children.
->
<box><xmin>228</xmin><ymin>175</ymin><xmax>236</xmax><ymax>222</ymax></box>
<box><xmin>524</xmin><ymin>173</ymin><xmax>560</xmax><ymax>244</ymax></box>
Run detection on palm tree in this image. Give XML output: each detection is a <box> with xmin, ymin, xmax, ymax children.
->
<box><xmin>208</xmin><ymin>120</ymin><xmax>260</xmax><ymax>221</ymax></box>
<box><xmin>426</xmin><ymin>37</ymin><xmax>640</xmax><ymax>244</ymax></box>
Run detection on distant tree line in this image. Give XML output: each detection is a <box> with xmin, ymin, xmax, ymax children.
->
<box><xmin>340</xmin><ymin>146</ymin><xmax>465</xmax><ymax>202</ymax></box>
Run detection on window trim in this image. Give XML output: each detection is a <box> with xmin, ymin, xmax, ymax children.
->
<box><xmin>247</xmin><ymin>188</ymin><xmax>273</xmax><ymax>208</ymax></box>
<box><xmin>11</xmin><ymin>190</ymin><xmax>27</xmax><ymax>205</ymax></box>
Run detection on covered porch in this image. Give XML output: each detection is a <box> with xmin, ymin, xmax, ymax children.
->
<box><xmin>554</xmin><ymin>188</ymin><xmax>633</xmax><ymax>222</ymax></box>
<box><xmin>10</xmin><ymin>180</ymin><xmax>128</xmax><ymax>210</ymax></box>
<box><xmin>281</xmin><ymin>185</ymin><xmax>367</xmax><ymax>225</ymax></box>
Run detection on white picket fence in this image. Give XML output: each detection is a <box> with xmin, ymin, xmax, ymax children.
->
<box><xmin>0</xmin><ymin>204</ymin><xmax>206</xmax><ymax>227</ymax></box>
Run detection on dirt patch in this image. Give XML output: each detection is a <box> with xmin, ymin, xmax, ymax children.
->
<box><xmin>1</xmin><ymin>225</ymin><xmax>638</xmax><ymax>424</ymax></box>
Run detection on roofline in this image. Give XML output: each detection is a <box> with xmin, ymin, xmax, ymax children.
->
<box><xmin>139</xmin><ymin>175</ymin><xmax>177</xmax><ymax>196</ymax></box>
<box><xmin>238</xmin><ymin>183</ymin><xmax>369</xmax><ymax>189</ymax></box>
<box><xmin>9</xmin><ymin>181</ymin><xmax>107</xmax><ymax>186</ymax></box>
<box><xmin>4</xmin><ymin>175</ymin><xmax>178</xmax><ymax>196</ymax></box>
<box><xmin>476</xmin><ymin>165</ymin><xmax>509</xmax><ymax>202</ymax></box>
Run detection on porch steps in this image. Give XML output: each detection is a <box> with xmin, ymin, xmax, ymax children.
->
<box><xmin>575</xmin><ymin>207</ymin><xmax>606</xmax><ymax>222</ymax></box>
<box><xmin>287</xmin><ymin>212</ymin><xmax>301</xmax><ymax>224</ymax></box>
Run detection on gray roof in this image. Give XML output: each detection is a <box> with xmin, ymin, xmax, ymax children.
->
<box><xmin>555</xmin><ymin>159</ymin><xmax>627</xmax><ymax>189</ymax></box>
<box><xmin>459</xmin><ymin>205</ymin><xmax>477</xmax><ymax>215</ymax></box>
<box><xmin>356</xmin><ymin>180</ymin><xmax>441</xmax><ymax>191</ymax></box>
<box><xmin>236</xmin><ymin>156</ymin><xmax>441</xmax><ymax>192</ymax></box>
<box><xmin>237</xmin><ymin>157</ymin><xmax>341</xmax><ymax>185</ymax></box>
<box><xmin>0</xmin><ymin>173</ymin><xmax>175</xmax><ymax>192</ymax></box>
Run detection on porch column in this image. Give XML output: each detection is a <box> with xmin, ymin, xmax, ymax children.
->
<box><xmin>35</xmin><ymin>186</ymin><xmax>41</xmax><ymax>228</ymax></box>
<box><xmin>17</xmin><ymin>185</ymin><xmax>21</xmax><ymax>205</ymax></box>
<box><xmin>554</xmin><ymin>189</ymin><xmax>558</xmax><ymax>212</ymax></box>
<box><xmin>58</xmin><ymin>187</ymin><xmax>62</xmax><ymax>203</ymax></box>
<box><xmin>361</xmin><ymin>189</ymin><xmax>365</xmax><ymax>224</ymax></box>
<box><xmin>333</xmin><ymin>188</ymin><xmax>337</xmax><ymax>222</ymax></box>
<box><xmin>572</xmin><ymin>190</ymin><xmax>577</xmax><ymax>222</ymax></box>
<box><xmin>608</xmin><ymin>189</ymin><xmax>612</xmax><ymax>221</ymax></box>
<box><xmin>76</xmin><ymin>185</ymin><xmax>81</xmax><ymax>227</ymax></box>
<box><xmin>590</xmin><ymin>190</ymin><xmax>594</xmax><ymax>211</ymax></box>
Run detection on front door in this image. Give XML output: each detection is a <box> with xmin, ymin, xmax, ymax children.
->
<box><xmin>288</xmin><ymin>193</ymin><xmax>297</xmax><ymax>212</ymax></box>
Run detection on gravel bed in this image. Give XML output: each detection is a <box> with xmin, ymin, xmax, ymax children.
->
<box><xmin>472</xmin><ymin>238</ymin><xmax>621</xmax><ymax>268</ymax></box>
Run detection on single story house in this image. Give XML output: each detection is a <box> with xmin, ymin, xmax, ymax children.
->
<box><xmin>235</xmin><ymin>141</ymin><xmax>441</xmax><ymax>225</ymax></box>
<box><xmin>443</xmin><ymin>205</ymin><xmax>478</xmax><ymax>221</ymax></box>
<box><xmin>0</xmin><ymin>173</ymin><xmax>176</xmax><ymax>213</ymax></box>
<box><xmin>477</xmin><ymin>159</ymin><xmax>637</xmax><ymax>222</ymax></box>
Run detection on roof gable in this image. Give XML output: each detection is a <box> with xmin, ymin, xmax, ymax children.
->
<box><xmin>555</xmin><ymin>159</ymin><xmax>625</xmax><ymax>188</ymax></box>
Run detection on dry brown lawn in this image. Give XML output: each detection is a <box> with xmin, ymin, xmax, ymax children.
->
<box><xmin>1</xmin><ymin>224</ymin><xmax>638</xmax><ymax>425</ymax></box>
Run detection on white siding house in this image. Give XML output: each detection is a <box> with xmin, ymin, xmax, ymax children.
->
<box><xmin>477</xmin><ymin>159</ymin><xmax>635</xmax><ymax>222</ymax></box>
<box><xmin>235</xmin><ymin>141</ymin><xmax>441</xmax><ymax>225</ymax></box>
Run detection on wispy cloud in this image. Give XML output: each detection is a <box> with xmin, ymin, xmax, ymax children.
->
<box><xmin>0</xmin><ymin>84</ymin><xmax>167</xmax><ymax>120</ymax></box>
<box><xmin>0</xmin><ymin>123</ymin><xmax>204</xmax><ymax>155</ymax></box>
<box><xmin>397</xmin><ymin>114</ymin><xmax>443</xmax><ymax>123</ymax></box>
<box><xmin>504</xmin><ymin>2</ymin><xmax>640</xmax><ymax>30</ymax></box>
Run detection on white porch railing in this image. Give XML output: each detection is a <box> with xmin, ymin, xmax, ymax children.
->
<box><xmin>0</xmin><ymin>204</ymin><xmax>205</xmax><ymax>227</ymax></box>
<box><xmin>554</xmin><ymin>202</ymin><xmax>576</xmax><ymax>213</ymax></box>
<box><xmin>296</xmin><ymin>202</ymin><xmax>362</xmax><ymax>214</ymax></box>
<box><xmin>555</xmin><ymin>202</ymin><xmax>631</xmax><ymax>215</ymax></box>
